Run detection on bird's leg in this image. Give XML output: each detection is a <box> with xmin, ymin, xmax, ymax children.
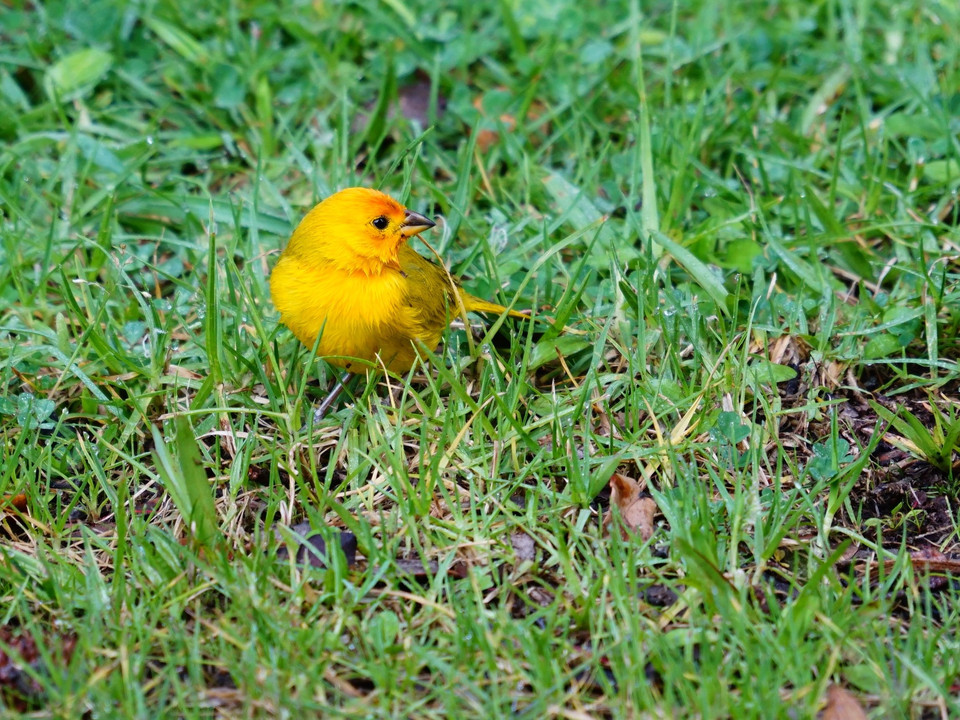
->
<box><xmin>313</xmin><ymin>372</ymin><xmax>354</xmax><ymax>422</ymax></box>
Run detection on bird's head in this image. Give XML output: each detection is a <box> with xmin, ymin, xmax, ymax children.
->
<box><xmin>285</xmin><ymin>187</ymin><xmax>436</xmax><ymax>274</ymax></box>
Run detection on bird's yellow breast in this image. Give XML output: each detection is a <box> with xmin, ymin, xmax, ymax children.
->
<box><xmin>269</xmin><ymin>253</ymin><xmax>442</xmax><ymax>372</ymax></box>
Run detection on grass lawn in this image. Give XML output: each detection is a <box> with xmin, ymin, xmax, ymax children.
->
<box><xmin>2</xmin><ymin>0</ymin><xmax>960</xmax><ymax>716</ymax></box>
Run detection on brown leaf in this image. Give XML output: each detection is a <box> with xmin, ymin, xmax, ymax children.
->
<box><xmin>822</xmin><ymin>684</ymin><xmax>868</xmax><ymax>720</ymax></box>
<box><xmin>605</xmin><ymin>472</ymin><xmax>656</xmax><ymax>540</ymax></box>
<box><xmin>472</xmin><ymin>94</ymin><xmax>517</xmax><ymax>153</ymax></box>
<box><xmin>2</xmin><ymin>494</ymin><xmax>27</xmax><ymax>513</ymax></box>
<box><xmin>909</xmin><ymin>546</ymin><xmax>960</xmax><ymax>574</ymax></box>
<box><xmin>859</xmin><ymin>547</ymin><xmax>960</xmax><ymax>585</ymax></box>
<box><xmin>167</xmin><ymin>364</ymin><xmax>201</xmax><ymax>380</ymax></box>
<box><xmin>475</xmin><ymin>128</ymin><xmax>501</xmax><ymax>153</ymax></box>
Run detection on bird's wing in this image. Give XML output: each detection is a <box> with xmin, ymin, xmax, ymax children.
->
<box><xmin>395</xmin><ymin>247</ymin><xmax>457</xmax><ymax>340</ymax></box>
<box><xmin>398</xmin><ymin>246</ymin><xmax>528</xmax><ymax>321</ymax></box>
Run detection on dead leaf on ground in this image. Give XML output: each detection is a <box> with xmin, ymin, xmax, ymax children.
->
<box><xmin>604</xmin><ymin>472</ymin><xmax>656</xmax><ymax>541</ymax></box>
<box><xmin>909</xmin><ymin>547</ymin><xmax>960</xmax><ymax>574</ymax></box>
<box><xmin>1</xmin><ymin>494</ymin><xmax>30</xmax><ymax>540</ymax></box>
<box><xmin>397</xmin><ymin>74</ymin><xmax>445</xmax><ymax>127</ymax></box>
<box><xmin>275</xmin><ymin>521</ymin><xmax>357</xmax><ymax>568</ymax></box>
<box><xmin>643</xmin><ymin>585</ymin><xmax>679</xmax><ymax>607</ymax></box>
<box><xmin>0</xmin><ymin>625</ymin><xmax>77</xmax><ymax>711</ymax></box>
<box><xmin>352</xmin><ymin>71</ymin><xmax>446</xmax><ymax>134</ymax></box>
<box><xmin>821</xmin><ymin>684</ymin><xmax>868</xmax><ymax>720</ymax></box>
<box><xmin>527</xmin><ymin>587</ymin><xmax>554</xmax><ymax>607</ymax></box>
<box><xmin>393</xmin><ymin>556</ymin><xmax>469</xmax><ymax>580</ymax></box>
<box><xmin>471</xmin><ymin>90</ymin><xmax>548</xmax><ymax>153</ymax></box>
<box><xmin>167</xmin><ymin>364</ymin><xmax>202</xmax><ymax>380</ymax></box>
<box><xmin>2</xmin><ymin>494</ymin><xmax>27</xmax><ymax>513</ymax></box>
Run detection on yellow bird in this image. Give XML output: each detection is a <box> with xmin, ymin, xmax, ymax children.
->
<box><xmin>270</xmin><ymin>187</ymin><xmax>527</xmax><ymax>409</ymax></box>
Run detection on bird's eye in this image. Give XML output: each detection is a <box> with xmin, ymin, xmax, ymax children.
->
<box><xmin>372</xmin><ymin>216</ymin><xmax>389</xmax><ymax>230</ymax></box>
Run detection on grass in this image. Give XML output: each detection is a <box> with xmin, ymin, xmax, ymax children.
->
<box><xmin>2</xmin><ymin>0</ymin><xmax>960</xmax><ymax>716</ymax></box>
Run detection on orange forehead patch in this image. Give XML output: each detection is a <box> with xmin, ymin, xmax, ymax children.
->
<box><xmin>327</xmin><ymin>187</ymin><xmax>406</xmax><ymax>221</ymax></box>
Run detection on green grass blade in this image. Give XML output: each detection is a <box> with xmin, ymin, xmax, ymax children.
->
<box><xmin>151</xmin><ymin>418</ymin><xmax>218</xmax><ymax>547</ymax></box>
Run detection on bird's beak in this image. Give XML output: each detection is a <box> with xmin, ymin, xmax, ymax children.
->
<box><xmin>399</xmin><ymin>210</ymin><xmax>436</xmax><ymax>238</ymax></box>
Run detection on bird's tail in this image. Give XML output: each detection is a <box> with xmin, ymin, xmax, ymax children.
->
<box><xmin>460</xmin><ymin>292</ymin><xmax>531</xmax><ymax>320</ymax></box>
<box><xmin>461</xmin><ymin>290</ymin><xmax>585</xmax><ymax>335</ymax></box>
